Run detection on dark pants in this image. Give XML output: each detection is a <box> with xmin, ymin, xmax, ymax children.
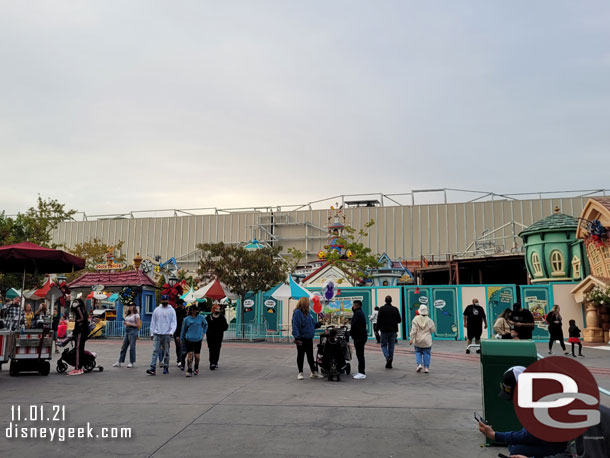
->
<box><xmin>207</xmin><ymin>335</ymin><xmax>224</xmax><ymax>365</ymax></box>
<box><xmin>75</xmin><ymin>332</ymin><xmax>87</xmax><ymax>370</ymax></box>
<box><xmin>571</xmin><ymin>341</ymin><xmax>583</xmax><ymax>355</ymax></box>
<box><xmin>548</xmin><ymin>329</ymin><xmax>566</xmax><ymax>352</ymax></box>
<box><xmin>296</xmin><ymin>338</ymin><xmax>316</xmax><ymax>373</ymax></box>
<box><xmin>353</xmin><ymin>338</ymin><xmax>366</xmax><ymax>374</ymax></box>
<box><xmin>174</xmin><ymin>336</ymin><xmax>185</xmax><ymax>366</ymax></box>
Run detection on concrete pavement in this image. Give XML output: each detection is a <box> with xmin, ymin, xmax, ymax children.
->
<box><xmin>0</xmin><ymin>339</ymin><xmax>608</xmax><ymax>458</ymax></box>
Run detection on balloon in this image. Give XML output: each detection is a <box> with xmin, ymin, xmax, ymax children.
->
<box><xmin>324</xmin><ymin>281</ymin><xmax>335</xmax><ymax>301</ymax></box>
<box><xmin>312</xmin><ymin>295</ymin><xmax>322</xmax><ymax>314</ymax></box>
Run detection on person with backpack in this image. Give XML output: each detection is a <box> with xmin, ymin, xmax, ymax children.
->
<box><xmin>113</xmin><ymin>305</ymin><xmax>141</xmax><ymax>368</ymax></box>
<box><xmin>377</xmin><ymin>295</ymin><xmax>402</xmax><ymax>369</ymax></box>
<box><xmin>180</xmin><ymin>303</ymin><xmax>207</xmax><ymax>377</ymax></box>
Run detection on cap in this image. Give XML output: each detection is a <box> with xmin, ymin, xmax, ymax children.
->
<box><xmin>418</xmin><ymin>304</ymin><xmax>428</xmax><ymax>316</ymax></box>
<box><xmin>160</xmin><ymin>295</ymin><xmax>170</xmax><ymax>301</ymax></box>
<box><xmin>498</xmin><ymin>366</ymin><xmax>526</xmax><ymax>400</ymax></box>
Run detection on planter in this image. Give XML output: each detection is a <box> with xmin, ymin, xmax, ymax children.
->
<box><xmin>584</xmin><ymin>301</ymin><xmax>604</xmax><ymax>343</ymax></box>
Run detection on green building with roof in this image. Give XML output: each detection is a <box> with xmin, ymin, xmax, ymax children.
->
<box><xmin>519</xmin><ymin>207</ymin><xmax>588</xmax><ymax>284</ymax></box>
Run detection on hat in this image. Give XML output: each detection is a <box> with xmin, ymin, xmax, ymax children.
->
<box><xmin>498</xmin><ymin>366</ymin><xmax>526</xmax><ymax>400</ymax></box>
<box><xmin>418</xmin><ymin>304</ymin><xmax>429</xmax><ymax>316</ymax></box>
<box><xmin>160</xmin><ymin>295</ymin><xmax>170</xmax><ymax>301</ymax></box>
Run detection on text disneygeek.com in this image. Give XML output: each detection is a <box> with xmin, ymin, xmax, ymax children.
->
<box><xmin>4</xmin><ymin>405</ymin><xmax>131</xmax><ymax>442</ymax></box>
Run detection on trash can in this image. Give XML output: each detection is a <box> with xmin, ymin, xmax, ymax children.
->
<box><xmin>480</xmin><ymin>339</ymin><xmax>538</xmax><ymax>444</ymax></box>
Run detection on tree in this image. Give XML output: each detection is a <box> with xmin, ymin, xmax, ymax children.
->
<box><xmin>65</xmin><ymin>238</ymin><xmax>127</xmax><ymax>281</ymax></box>
<box><xmin>324</xmin><ymin>219</ymin><xmax>380</xmax><ymax>286</ymax></box>
<box><xmin>197</xmin><ymin>242</ymin><xmax>287</xmax><ymax>330</ymax></box>
<box><xmin>0</xmin><ymin>196</ymin><xmax>77</xmax><ymax>300</ymax></box>
<box><xmin>285</xmin><ymin>247</ymin><xmax>305</xmax><ymax>273</ymax></box>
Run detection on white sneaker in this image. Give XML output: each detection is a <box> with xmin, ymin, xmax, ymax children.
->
<box><xmin>127</xmin><ymin>362</ymin><xmax>134</xmax><ymax>368</ymax></box>
<box><xmin>353</xmin><ymin>373</ymin><xmax>367</xmax><ymax>380</ymax></box>
<box><xmin>310</xmin><ymin>372</ymin><xmax>324</xmax><ymax>379</ymax></box>
<box><xmin>297</xmin><ymin>372</ymin><xmax>304</xmax><ymax>380</ymax></box>
<box><xmin>176</xmin><ymin>362</ymin><xmax>181</xmax><ymax>367</ymax></box>
<box><xmin>424</xmin><ymin>367</ymin><xmax>429</xmax><ymax>373</ymax></box>
<box><xmin>112</xmin><ymin>361</ymin><xmax>121</xmax><ymax>368</ymax></box>
<box><xmin>416</xmin><ymin>365</ymin><xmax>423</xmax><ymax>372</ymax></box>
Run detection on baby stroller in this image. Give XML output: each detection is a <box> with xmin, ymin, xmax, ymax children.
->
<box><xmin>56</xmin><ymin>331</ymin><xmax>103</xmax><ymax>374</ymax></box>
<box><xmin>316</xmin><ymin>326</ymin><xmax>352</xmax><ymax>381</ymax></box>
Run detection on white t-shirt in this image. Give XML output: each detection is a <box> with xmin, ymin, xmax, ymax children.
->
<box><xmin>124</xmin><ymin>313</ymin><xmax>140</xmax><ymax>327</ymax></box>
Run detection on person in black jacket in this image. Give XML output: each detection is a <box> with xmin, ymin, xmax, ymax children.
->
<box><xmin>350</xmin><ymin>300</ymin><xmax>368</xmax><ymax>380</ymax></box>
<box><xmin>174</xmin><ymin>299</ymin><xmax>187</xmax><ymax>370</ymax></box>
<box><xmin>377</xmin><ymin>296</ymin><xmax>402</xmax><ymax>369</ymax></box>
<box><xmin>68</xmin><ymin>298</ymin><xmax>89</xmax><ymax>376</ymax></box>
<box><xmin>206</xmin><ymin>304</ymin><xmax>229</xmax><ymax>370</ymax></box>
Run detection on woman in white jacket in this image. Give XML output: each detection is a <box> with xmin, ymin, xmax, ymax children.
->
<box><xmin>408</xmin><ymin>304</ymin><xmax>436</xmax><ymax>373</ymax></box>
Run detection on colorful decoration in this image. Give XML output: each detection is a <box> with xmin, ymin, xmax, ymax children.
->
<box><xmin>119</xmin><ymin>287</ymin><xmax>138</xmax><ymax>306</ymax></box>
<box><xmin>323</xmin><ymin>281</ymin><xmax>336</xmax><ymax>300</ymax></box>
<box><xmin>50</xmin><ymin>279</ymin><xmax>71</xmax><ymax>309</ymax></box>
<box><xmin>161</xmin><ymin>281</ymin><xmax>183</xmax><ymax>308</ymax></box>
<box><xmin>317</xmin><ymin>251</ymin><xmax>326</xmax><ymax>259</ymax></box>
<box><xmin>588</xmin><ymin>219</ymin><xmax>608</xmax><ymax>247</ymax></box>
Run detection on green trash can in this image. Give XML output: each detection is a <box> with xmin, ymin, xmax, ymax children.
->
<box><xmin>480</xmin><ymin>339</ymin><xmax>538</xmax><ymax>445</ymax></box>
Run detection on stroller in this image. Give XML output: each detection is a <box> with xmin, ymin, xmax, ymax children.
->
<box><xmin>56</xmin><ymin>330</ymin><xmax>103</xmax><ymax>374</ymax></box>
<box><xmin>316</xmin><ymin>326</ymin><xmax>352</xmax><ymax>381</ymax></box>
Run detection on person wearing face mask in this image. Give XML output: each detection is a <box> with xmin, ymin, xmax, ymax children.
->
<box><xmin>68</xmin><ymin>298</ymin><xmax>89</xmax><ymax>376</ymax></box>
<box><xmin>206</xmin><ymin>304</ymin><xmax>228</xmax><ymax>370</ymax></box>
<box><xmin>463</xmin><ymin>298</ymin><xmax>487</xmax><ymax>354</ymax></box>
<box><xmin>180</xmin><ymin>303</ymin><xmax>207</xmax><ymax>377</ymax></box>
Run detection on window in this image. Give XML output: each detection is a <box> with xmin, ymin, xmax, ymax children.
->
<box><xmin>595</xmin><ymin>265</ymin><xmax>604</xmax><ymax>276</ymax></box>
<box><xmin>572</xmin><ymin>256</ymin><xmax>581</xmax><ymax>279</ymax></box>
<box><xmin>550</xmin><ymin>250</ymin><xmax>564</xmax><ymax>275</ymax></box>
<box><xmin>601</xmin><ymin>245</ymin><xmax>610</xmax><ymax>259</ymax></box>
<box><xmin>145</xmin><ymin>294</ymin><xmax>154</xmax><ymax>314</ymax></box>
<box><xmin>588</xmin><ymin>243</ymin><xmax>601</xmax><ymax>266</ymax></box>
<box><xmin>531</xmin><ymin>252</ymin><xmax>543</xmax><ymax>276</ymax></box>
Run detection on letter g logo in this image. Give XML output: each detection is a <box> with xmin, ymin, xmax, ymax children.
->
<box><xmin>513</xmin><ymin>357</ymin><xmax>601</xmax><ymax>442</ymax></box>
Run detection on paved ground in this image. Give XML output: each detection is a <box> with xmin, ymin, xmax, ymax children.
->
<box><xmin>0</xmin><ymin>339</ymin><xmax>608</xmax><ymax>458</ymax></box>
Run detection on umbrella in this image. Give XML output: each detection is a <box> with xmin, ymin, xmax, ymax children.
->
<box><xmin>33</xmin><ymin>278</ymin><xmax>53</xmax><ymax>299</ymax></box>
<box><xmin>271</xmin><ymin>276</ymin><xmax>312</xmax><ymax>300</ymax></box>
<box><xmin>194</xmin><ymin>279</ymin><xmax>237</xmax><ymax>301</ymax></box>
<box><xmin>5</xmin><ymin>287</ymin><xmax>21</xmax><ymax>299</ymax></box>
<box><xmin>181</xmin><ymin>288</ymin><xmax>196</xmax><ymax>302</ymax></box>
<box><xmin>0</xmin><ymin>241</ymin><xmax>85</xmax><ymax>311</ymax></box>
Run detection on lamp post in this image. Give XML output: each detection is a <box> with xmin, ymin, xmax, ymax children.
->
<box><xmin>168</xmin><ymin>275</ymin><xmax>178</xmax><ymax>287</ymax></box>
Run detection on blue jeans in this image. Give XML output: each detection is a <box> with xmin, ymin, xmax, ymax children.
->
<box><xmin>150</xmin><ymin>334</ymin><xmax>171</xmax><ymax>369</ymax></box>
<box><xmin>380</xmin><ymin>332</ymin><xmax>397</xmax><ymax>360</ymax></box>
<box><xmin>414</xmin><ymin>346</ymin><xmax>431</xmax><ymax>368</ymax></box>
<box><xmin>119</xmin><ymin>327</ymin><xmax>138</xmax><ymax>363</ymax></box>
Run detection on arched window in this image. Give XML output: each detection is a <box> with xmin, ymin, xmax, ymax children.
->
<box><xmin>588</xmin><ymin>243</ymin><xmax>601</xmax><ymax>265</ymax></box>
<box><xmin>550</xmin><ymin>251</ymin><xmax>564</xmax><ymax>275</ymax></box>
<box><xmin>531</xmin><ymin>252</ymin><xmax>543</xmax><ymax>276</ymax></box>
<box><xmin>572</xmin><ymin>256</ymin><xmax>581</xmax><ymax>279</ymax></box>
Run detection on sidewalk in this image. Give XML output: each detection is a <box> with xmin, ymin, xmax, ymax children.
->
<box><xmin>0</xmin><ymin>339</ymin><xmax>608</xmax><ymax>458</ymax></box>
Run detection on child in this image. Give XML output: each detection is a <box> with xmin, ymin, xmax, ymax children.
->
<box><xmin>57</xmin><ymin>317</ymin><xmax>68</xmax><ymax>340</ymax></box>
<box><xmin>568</xmin><ymin>320</ymin><xmax>584</xmax><ymax>357</ymax></box>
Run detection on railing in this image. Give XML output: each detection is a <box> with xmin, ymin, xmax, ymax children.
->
<box><xmin>102</xmin><ymin>321</ymin><xmax>151</xmax><ymax>339</ymax></box>
<box><xmin>225</xmin><ymin>323</ymin><xmax>268</xmax><ymax>341</ymax></box>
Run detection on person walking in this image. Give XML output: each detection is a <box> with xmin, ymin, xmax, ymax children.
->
<box><xmin>568</xmin><ymin>319</ymin><xmax>584</xmax><ymax>357</ymax></box>
<box><xmin>409</xmin><ymin>304</ymin><xmax>435</xmax><ymax>373</ymax></box>
<box><xmin>146</xmin><ymin>295</ymin><xmax>177</xmax><ymax>376</ymax></box>
<box><xmin>291</xmin><ymin>297</ymin><xmax>324</xmax><ymax>380</ymax></box>
<box><xmin>493</xmin><ymin>308</ymin><xmax>513</xmax><ymax>340</ymax></box>
<box><xmin>369</xmin><ymin>306</ymin><xmax>380</xmax><ymax>343</ymax></box>
<box><xmin>377</xmin><ymin>295</ymin><xmax>402</xmax><ymax>369</ymax></box>
<box><xmin>206</xmin><ymin>304</ymin><xmax>228</xmax><ymax>370</ymax></box>
<box><xmin>113</xmin><ymin>305</ymin><xmax>141</xmax><ymax>368</ymax></box>
<box><xmin>350</xmin><ymin>299</ymin><xmax>368</xmax><ymax>380</ymax></box>
<box><xmin>463</xmin><ymin>298</ymin><xmax>487</xmax><ymax>353</ymax></box>
<box><xmin>68</xmin><ymin>298</ymin><xmax>89</xmax><ymax>376</ymax></box>
<box><xmin>180</xmin><ymin>304</ymin><xmax>207</xmax><ymax>377</ymax></box>
<box><xmin>546</xmin><ymin>305</ymin><xmax>569</xmax><ymax>355</ymax></box>
<box><xmin>174</xmin><ymin>299</ymin><xmax>186</xmax><ymax>370</ymax></box>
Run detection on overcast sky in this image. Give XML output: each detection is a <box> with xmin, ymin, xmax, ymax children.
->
<box><xmin>1</xmin><ymin>1</ymin><xmax>609</xmax><ymax>216</ymax></box>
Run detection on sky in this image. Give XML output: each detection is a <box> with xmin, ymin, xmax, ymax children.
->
<box><xmin>1</xmin><ymin>1</ymin><xmax>609</xmax><ymax>216</ymax></box>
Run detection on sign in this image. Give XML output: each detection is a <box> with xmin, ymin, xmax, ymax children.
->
<box><xmin>244</xmin><ymin>299</ymin><xmax>255</xmax><ymax>307</ymax></box>
<box><xmin>95</xmin><ymin>262</ymin><xmax>127</xmax><ymax>271</ymax></box>
<box><xmin>264</xmin><ymin>299</ymin><xmax>276</xmax><ymax>309</ymax></box>
<box><xmin>514</xmin><ymin>357</ymin><xmax>600</xmax><ymax>442</ymax></box>
<box><xmin>92</xmin><ymin>285</ymin><xmax>105</xmax><ymax>292</ymax></box>
<box><xmin>418</xmin><ymin>296</ymin><xmax>428</xmax><ymax>305</ymax></box>
<box><xmin>433</xmin><ymin>299</ymin><xmax>446</xmax><ymax>309</ymax></box>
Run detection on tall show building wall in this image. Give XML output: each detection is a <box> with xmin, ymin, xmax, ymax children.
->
<box><xmin>51</xmin><ymin>197</ymin><xmax>588</xmax><ymax>264</ymax></box>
